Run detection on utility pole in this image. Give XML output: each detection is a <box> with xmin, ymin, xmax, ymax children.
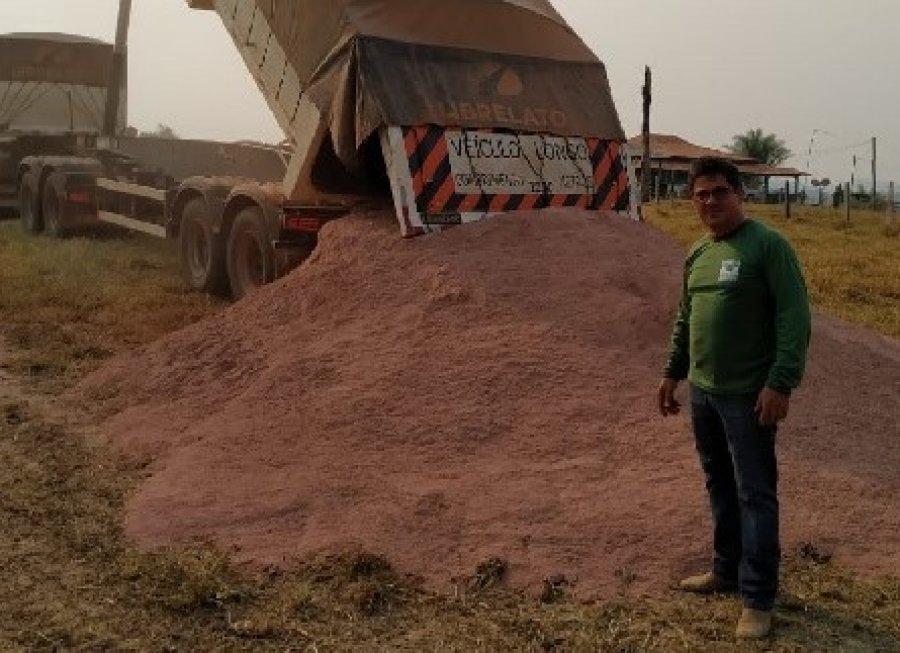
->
<box><xmin>103</xmin><ymin>0</ymin><xmax>132</xmax><ymax>137</ymax></box>
<box><xmin>640</xmin><ymin>66</ymin><xmax>652</xmax><ymax>208</ymax></box>
<box><xmin>804</xmin><ymin>128</ymin><xmax>831</xmax><ymax>196</ymax></box>
<box><xmin>804</xmin><ymin>129</ymin><xmax>817</xmax><ymax>196</ymax></box>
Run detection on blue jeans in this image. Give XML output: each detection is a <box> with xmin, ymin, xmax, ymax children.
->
<box><xmin>690</xmin><ymin>384</ymin><xmax>779</xmax><ymax>611</ymax></box>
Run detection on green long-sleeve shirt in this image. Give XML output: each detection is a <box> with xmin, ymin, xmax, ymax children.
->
<box><xmin>664</xmin><ymin>219</ymin><xmax>811</xmax><ymax>395</ymax></box>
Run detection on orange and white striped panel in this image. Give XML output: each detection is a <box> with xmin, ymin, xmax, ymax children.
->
<box><xmin>401</xmin><ymin>126</ymin><xmax>631</xmax><ymax>225</ymax></box>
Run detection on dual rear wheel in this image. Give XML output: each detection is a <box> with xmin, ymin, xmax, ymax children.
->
<box><xmin>18</xmin><ymin>170</ymin><xmax>41</xmax><ymax>234</ymax></box>
<box><xmin>41</xmin><ymin>173</ymin><xmax>68</xmax><ymax>238</ymax></box>
<box><xmin>18</xmin><ymin>171</ymin><xmax>81</xmax><ymax>238</ymax></box>
<box><xmin>226</xmin><ymin>207</ymin><xmax>276</xmax><ymax>301</ymax></box>
<box><xmin>179</xmin><ymin>198</ymin><xmax>228</xmax><ymax>296</ymax></box>
<box><xmin>179</xmin><ymin>200</ymin><xmax>275</xmax><ymax>301</ymax></box>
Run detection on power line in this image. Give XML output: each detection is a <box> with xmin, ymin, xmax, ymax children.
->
<box><xmin>814</xmin><ymin>139</ymin><xmax>872</xmax><ymax>155</ymax></box>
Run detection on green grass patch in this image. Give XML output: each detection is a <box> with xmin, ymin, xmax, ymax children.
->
<box><xmin>0</xmin><ymin>222</ymin><xmax>222</xmax><ymax>391</ymax></box>
<box><xmin>645</xmin><ymin>202</ymin><xmax>900</xmax><ymax>339</ymax></box>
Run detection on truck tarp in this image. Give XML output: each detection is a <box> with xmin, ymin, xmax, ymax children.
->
<box><xmin>0</xmin><ymin>33</ymin><xmax>114</xmax><ymax>87</ymax></box>
<box><xmin>252</xmin><ymin>0</ymin><xmax>625</xmax><ymax>165</ymax></box>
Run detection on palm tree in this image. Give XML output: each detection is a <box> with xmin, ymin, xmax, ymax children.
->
<box><xmin>726</xmin><ymin>129</ymin><xmax>792</xmax><ymax>165</ymax></box>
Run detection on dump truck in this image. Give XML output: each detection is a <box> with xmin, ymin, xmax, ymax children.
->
<box><xmin>10</xmin><ymin>0</ymin><xmax>636</xmax><ymax>299</ymax></box>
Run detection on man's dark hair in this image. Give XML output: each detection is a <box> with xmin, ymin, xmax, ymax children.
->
<box><xmin>689</xmin><ymin>157</ymin><xmax>743</xmax><ymax>192</ymax></box>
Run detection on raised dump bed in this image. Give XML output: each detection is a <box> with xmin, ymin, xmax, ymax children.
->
<box><xmin>188</xmin><ymin>0</ymin><xmax>637</xmax><ymax>234</ymax></box>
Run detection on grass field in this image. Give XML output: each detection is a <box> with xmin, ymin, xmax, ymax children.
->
<box><xmin>644</xmin><ymin>201</ymin><xmax>900</xmax><ymax>339</ymax></box>
<box><xmin>0</xmin><ymin>224</ymin><xmax>222</xmax><ymax>391</ymax></box>
<box><xmin>0</xmin><ymin>216</ymin><xmax>898</xmax><ymax>651</ymax></box>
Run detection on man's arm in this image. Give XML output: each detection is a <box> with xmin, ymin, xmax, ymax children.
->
<box><xmin>764</xmin><ymin>235</ymin><xmax>812</xmax><ymax>395</ymax></box>
<box><xmin>664</xmin><ymin>266</ymin><xmax>691</xmax><ymax>382</ymax></box>
<box><xmin>755</xmin><ymin>235</ymin><xmax>810</xmax><ymax>425</ymax></box>
<box><xmin>659</xmin><ymin>266</ymin><xmax>691</xmax><ymax>416</ymax></box>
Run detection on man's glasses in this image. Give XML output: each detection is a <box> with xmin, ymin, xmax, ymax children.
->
<box><xmin>692</xmin><ymin>186</ymin><xmax>735</xmax><ymax>203</ymax></box>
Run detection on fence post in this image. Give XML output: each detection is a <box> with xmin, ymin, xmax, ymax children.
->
<box><xmin>784</xmin><ymin>180</ymin><xmax>791</xmax><ymax>219</ymax></box>
<box><xmin>845</xmin><ymin>182</ymin><xmax>851</xmax><ymax>223</ymax></box>
<box><xmin>655</xmin><ymin>160</ymin><xmax>662</xmax><ymax>203</ymax></box>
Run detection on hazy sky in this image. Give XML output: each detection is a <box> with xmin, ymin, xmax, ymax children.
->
<box><xmin>3</xmin><ymin>0</ymin><xmax>898</xmax><ymax>188</ymax></box>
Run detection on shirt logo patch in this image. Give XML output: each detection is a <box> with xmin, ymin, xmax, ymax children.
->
<box><xmin>719</xmin><ymin>259</ymin><xmax>741</xmax><ymax>282</ymax></box>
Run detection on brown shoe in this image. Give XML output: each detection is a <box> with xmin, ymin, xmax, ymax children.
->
<box><xmin>678</xmin><ymin>571</ymin><xmax>737</xmax><ymax>594</ymax></box>
<box><xmin>735</xmin><ymin>608</ymin><xmax>772</xmax><ymax>639</ymax></box>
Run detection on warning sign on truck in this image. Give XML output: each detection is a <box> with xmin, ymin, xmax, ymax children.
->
<box><xmin>381</xmin><ymin>125</ymin><xmax>634</xmax><ymax>236</ymax></box>
<box><xmin>446</xmin><ymin>132</ymin><xmax>595</xmax><ymax>196</ymax></box>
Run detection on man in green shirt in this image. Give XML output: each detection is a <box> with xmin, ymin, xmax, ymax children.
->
<box><xmin>658</xmin><ymin>157</ymin><xmax>811</xmax><ymax>639</ymax></box>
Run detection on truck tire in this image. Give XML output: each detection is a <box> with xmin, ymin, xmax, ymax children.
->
<box><xmin>179</xmin><ymin>198</ymin><xmax>228</xmax><ymax>296</ymax></box>
<box><xmin>18</xmin><ymin>170</ymin><xmax>42</xmax><ymax>234</ymax></box>
<box><xmin>226</xmin><ymin>206</ymin><xmax>275</xmax><ymax>301</ymax></box>
<box><xmin>41</xmin><ymin>172</ymin><xmax>68</xmax><ymax>238</ymax></box>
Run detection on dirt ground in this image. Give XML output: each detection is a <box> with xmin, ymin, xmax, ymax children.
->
<box><xmin>73</xmin><ymin>209</ymin><xmax>900</xmax><ymax>600</ymax></box>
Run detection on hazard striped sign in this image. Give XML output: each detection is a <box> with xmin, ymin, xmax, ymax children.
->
<box><xmin>401</xmin><ymin>126</ymin><xmax>631</xmax><ymax>220</ymax></box>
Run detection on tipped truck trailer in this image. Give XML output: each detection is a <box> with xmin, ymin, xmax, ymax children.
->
<box><xmin>12</xmin><ymin>0</ymin><xmax>636</xmax><ymax>300</ymax></box>
<box><xmin>188</xmin><ymin>0</ymin><xmax>638</xmax><ymax>235</ymax></box>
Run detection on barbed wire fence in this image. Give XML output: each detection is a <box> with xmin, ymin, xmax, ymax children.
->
<box><xmin>805</xmin><ymin>133</ymin><xmax>898</xmax><ymax>217</ymax></box>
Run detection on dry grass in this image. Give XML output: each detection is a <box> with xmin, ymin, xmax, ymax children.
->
<box><xmin>0</xmin><ymin>216</ymin><xmax>898</xmax><ymax>650</ymax></box>
<box><xmin>0</xmin><ymin>222</ymin><xmax>222</xmax><ymax>391</ymax></box>
<box><xmin>644</xmin><ymin>201</ymin><xmax>900</xmax><ymax>340</ymax></box>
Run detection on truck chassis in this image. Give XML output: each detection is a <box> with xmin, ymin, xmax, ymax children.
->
<box><xmin>13</xmin><ymin>136</ymin><xmax>351</xmax><ymax>300</ymax></box>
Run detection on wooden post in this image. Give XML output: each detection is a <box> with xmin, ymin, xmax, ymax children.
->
<box><xmin>845</xmin><ymin>182</ymin><xmax>851</xmax><ymax>223</ymax></box>
<box><xmin>640</xmin><ymin>66</ymin><xmax>652</xmax><ymax>207</ymax></box>
<box><xmin>784</xmin><ymin>180</ymin><xmax>791</xmax><ymax>219</ymax></box>
<box><xmin>655</xmin><ymin>159</ymin><xmax>663</xmax><ymax>203</ymax></box>
<box><xmin>67</xmin><ymin>90</ymin><xmax>75</xmax><ymax>132</ymax></box>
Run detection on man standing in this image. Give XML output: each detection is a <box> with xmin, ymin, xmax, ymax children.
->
<box><xmin>658</xmin><ymin>157</ymin><xmax>811</xmax><ymax>639</ymax></box>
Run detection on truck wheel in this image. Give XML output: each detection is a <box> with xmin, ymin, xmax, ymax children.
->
<box><xmin>18</xmin><ymin>170</ymin><xmax>42</xmax><ymax>234</ymax></box>
<box><xmin>42</xmin><ymin>173</ymin><xmax>68</xmax><ymax>238</ymax></box>
<box><xmin>227</xmin><ymin>206</ymin><xmax>275</xmax><ymax>301</ymax></box>
<box><xmin>179</xmin><ymin>198</ymin><xmax>228</xmax><ymax>296</ymax></box>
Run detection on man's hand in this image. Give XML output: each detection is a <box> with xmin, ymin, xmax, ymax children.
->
<box><xmin>755</xmin><ymin>387</ymin><xmax>790</xmax><ymax>425</ymax></box>
<box><xmin>658</xmin><ymin>378</ymin><xmax>681</xmax><ymax>416</ymax></box>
